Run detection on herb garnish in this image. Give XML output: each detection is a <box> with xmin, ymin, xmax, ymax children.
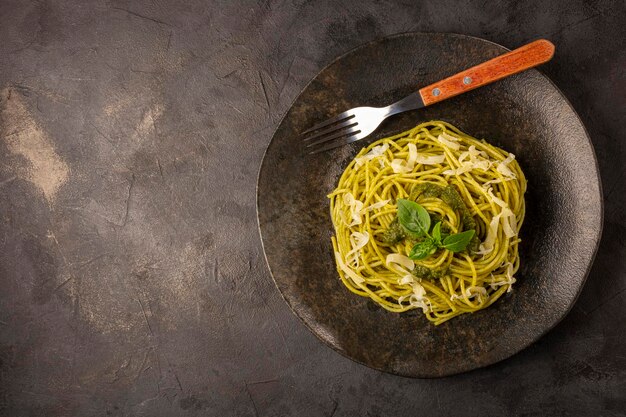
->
<box><xmin>397</xmin><ymin>199</ymin><xmax>475</xmax><ymax>260</ymax></box>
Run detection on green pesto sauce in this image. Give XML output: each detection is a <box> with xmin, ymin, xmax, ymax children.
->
<box><xmin>381</xmin><ymin>218</ymin><xmax>406</xmax><ymax>244</ymax></box>
<box><xmin>410</xmin><ymin>183</ymin><xmax>468</xmax><ymax>218</ymax></box>
<box><xmin>383</xmin><ymin>183</ymin><xmax>480</xmax><ymax>254</ymax></box>
<box><xmin>430</xmin><ymin>213</ymin><xmax>452</xmax><ymax>234</ymax></box>
<box><xmin>468</xmin><ymin>235</ymin><xmax>481</xmax><ymax>254</ymax></box>
<box><xmin>409</xmin><ymin>182</ymin><xmax>444</xmax><ymax>201</ymax></box>
<box><xmin>412</xmin><ymin>265</ymin><xmax>449</xmax><ymax>281</ymax></box>
<box><xmin>440</xmin><ymin>185</ymin><xmax>465</xmax><ymax>211</ymax></box>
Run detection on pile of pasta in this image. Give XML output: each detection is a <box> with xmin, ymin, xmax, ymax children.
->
<box><xmin>329</xmin><ymin>121</ymin><xmax>526</xmax><ymax>325</ymax></box>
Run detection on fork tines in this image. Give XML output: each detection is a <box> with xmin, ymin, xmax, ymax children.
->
<box><xmin>302</xmin><ymin>111</ymin><xmax>361</xmax><ymax>153</ymax></box>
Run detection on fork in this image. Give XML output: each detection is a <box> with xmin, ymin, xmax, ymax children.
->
<box><xmin>302</xmin><ymin>39</ymin><xmax>555</xmax><ymax>154</ymax></box>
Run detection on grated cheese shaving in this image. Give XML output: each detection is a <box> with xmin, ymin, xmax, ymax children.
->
<box><xmin>452</xmin><ymin>286</ymin><xmax>488</xmax><ymax>301</ymax></box>
<box><xmin>487</xmin><ymin>188</ymin><xmax>507</xmax><ymax>208</ymax></box>
<box><xmin>477</xmin><ymin>212</ymin><xmax>502</xmax><ymax>255</ymax></box>
<box><xmin>443</xmin><ymin>165</ymin><xmax>473</xmax><ymax>176</ymax></box>
<box><xmin>496</xmin><ymin>153</ymin><xmax>516</xmax><ymax>179</ymax></box>
<box><xmin>364</xmin><ymin>199</ymin><xmax>390</xmax><ymax>212</ymax></box>
<box><xmin>469</xmin><ymin>145</ymin><xmax>486</xmax><ymax>158</ymax></box>
<box><xmin>414</xmin><ymin>153</ymin><xmax>446</xmax><ymax>165</ymax></box>
<box><xmin>505</xmin><ymin>262</ymin><xmax>517</xmax><ymax>292</ymax></box>
<box><xmin>399</xmin><ymin>282</ymin><xmax>429</xmax><ymax>312</ymax></box>
<box><xmin>489</xmin><ymin>263</ymin><xmax>517</xmax><ymax>292</ymax></box>
<box><xmin>410</xmin><ymin>282</ymin><xmax>430</xmax><ymax>312</ymax></box>
<box><xmin>501</xmin><ymin>207</ymin><xmax>517</xmax><ymax>238</ymax></box>
<box><xmin>345</xmin><ymin>231</ymin><xmax>369</xmax><ymax>268</ymax></box>
<box><xmin>354</xmin><ymin>143</ymin><xmax>389</xmax><ymax>167</ymax></box>
<box><xmin>334</xmin><ymin>251</ymin><xmax>364</xmax><ymax>284</ymax></box>
<box><xmin>444</xmin><ymin>145</ymin><xmax>492</xmax><ymax>175</ymax></box>
<box><xmin>390</xmin><ymin>159</ymin><xmax>410</xmax><ymax>173</ymax></box>
<box><xmin>466</xmin><ymin>286</ymin><xmax>488</xmax><ymax>299</ymax></box>
<box><xmin>390</xmin><ymin>143</ymin><xmax>418</xmax><ymax>173</ymax></box>
<box><xmin>343</xmin><ymin>193</ymin><xmax>364</xmax><ymax>226</ymax></box>
<box><xmin>398</xmin><ymin>274</ymin><xmax>415</xmax><ymax>285</ymax></box>
<box><xmin>482</xmin><ymin>178</ymin><xmax>505</xmax><ymax>188</ymax></box>
<box><xmin>486</xmin><ymin>187</ymin><xmax>518</xmax><ymax>238</ymax></box>
<box><xmin>437</xmin><ymin>132</ymin><xmax>461</xmax><ymax>150</ymax></box>
<box><xmin>342</xmin><ymin>193</ymin><xmax>390</xmax><ymax>227</ymax></box>
<box><xmin>386</xmin><ymin>253</ymin><xmax>415</xmax><ymax>271</ymax></box>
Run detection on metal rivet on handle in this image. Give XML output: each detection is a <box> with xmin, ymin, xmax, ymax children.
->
<box><xmin>432</xmin><ymin>88</ymin><xmax>441</xmax><ymax>96</ymax></box>
<box><xmin>463</xmin><ymin>76</ymin><xmax>472</xmax><ymax>85</ymax></box>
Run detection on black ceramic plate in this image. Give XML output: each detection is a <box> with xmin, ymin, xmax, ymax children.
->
<box><xmin>257</xmin><ymin>33</ymin><xmax>602</xmax><ymax>377</ymax></box>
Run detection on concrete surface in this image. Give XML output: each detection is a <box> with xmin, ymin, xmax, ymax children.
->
<box><xmin>0</xmin><ymin>0</ymin><xmax>624</xmax><ymax>416</ymax></box>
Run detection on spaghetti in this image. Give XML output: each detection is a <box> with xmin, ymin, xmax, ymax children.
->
<box><xmin>329</xmin><ymin>121</ymin><xmax>526</xmax><ymax>325</ymax></box>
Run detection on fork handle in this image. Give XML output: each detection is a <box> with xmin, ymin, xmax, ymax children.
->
<box><xmin>418</xmin><ymin>39</ymin><xmax>555</xmax><ymax>106</ymax></box>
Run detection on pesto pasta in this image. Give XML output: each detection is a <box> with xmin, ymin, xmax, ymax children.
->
<box><xmin>328</xmin><ymin>120</ymin><xmax>526</xmax><ymax>325</ymax></box>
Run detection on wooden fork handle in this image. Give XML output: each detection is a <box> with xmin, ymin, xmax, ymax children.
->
<box><xmin>418</xmin><ymin>39</ymin><xmax>555</xmax><ymax>106</ymax></box>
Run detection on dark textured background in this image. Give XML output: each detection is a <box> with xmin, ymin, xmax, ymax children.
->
<box><xmin>0</xmin><ymin>0</ymin><xmax>624</xmax><ymax>416</ymax></box>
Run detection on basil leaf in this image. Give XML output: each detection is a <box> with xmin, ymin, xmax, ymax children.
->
<box><xmin>431</xmin><ymin>221</ymin><xmax>442</xmax><ymax>243</ymax></box>
<box><xmin>397</xmin><ymin>199</ymin><xmax>431</xmax><ymax>237</ymax></box>
<box><xmin>442</xmin><ymin>230</ymin><xmax>476</xmax><ymax>252</ymax></box>
<box><xmin>409</xmin><ymin>239</ymin><xmax>437</xmax><ymax>260</ymax></box>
